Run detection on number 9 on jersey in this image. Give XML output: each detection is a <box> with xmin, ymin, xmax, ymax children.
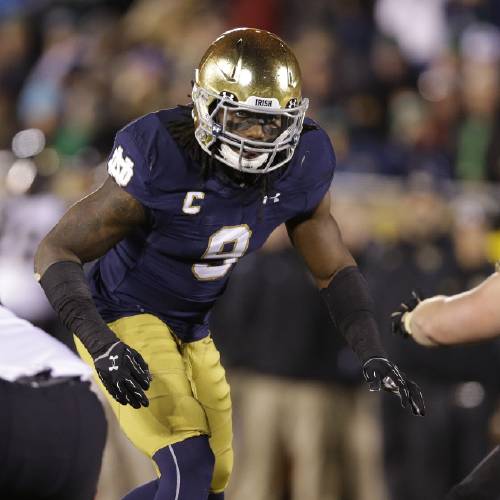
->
<box><xmin>192</xmin><ymin>225</ymin><xmax>252</xmax><ymax>281</ymax></box>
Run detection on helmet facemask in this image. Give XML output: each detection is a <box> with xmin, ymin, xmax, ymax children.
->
<box><xmin>192</xmin><ymin>83</ymin><xmax>309</xmax><ymax>174</ymax></box>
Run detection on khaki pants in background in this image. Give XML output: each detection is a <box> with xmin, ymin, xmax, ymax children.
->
<box><xmin>227</xmin><ymin>371</ymin><xmax>388</xmax><ymax>500</ymax></box>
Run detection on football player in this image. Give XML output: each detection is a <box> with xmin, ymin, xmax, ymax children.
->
<box><xmin>393</xmin><ymin>271</ymin><xmax>500</xmax><ymax>500</ymax></box>
<box><xmin>36</xmin><ymin>28</ymin><xmax>425</xmax><ymax>500</ymax></box>
<box><xmin>0</xmin><ymin>301</ymin><xmax>106</xmax><ymax>500</ymax></box>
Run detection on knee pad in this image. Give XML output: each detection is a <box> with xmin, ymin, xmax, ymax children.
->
<box><xmin>153</xmin><ymin>436</ymin><xmax>215</xmax><ymax>499</ymax></box>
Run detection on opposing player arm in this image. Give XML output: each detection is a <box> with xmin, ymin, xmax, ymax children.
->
<box><xmin>406</xmin><ymin>273</ymin><xmax>500</xmax><ymax>346</ymax></box>
<box><xmin>35</xmin><ymin>177</ymin><xmax>147</xmax><ymax>276</ymax></box>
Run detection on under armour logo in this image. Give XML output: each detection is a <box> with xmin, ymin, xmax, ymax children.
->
<box><xmin>220</xmin><ymin>90</ymin><xmax>237</xmax><ymax>101</ymax></box>
<box><xmin>109</xmin><ymin>355</ymin><xmax>119</xmax><ymax>372</ymax></box>
<box><xmin>212</xmin><ymin>123</ymin><xmax>222</xmax><ymax>137</ymax></box>
<box><xmin>263</xmin><ymin>193</ymin><xmax>281</xmax><ymax>205</ymax></box>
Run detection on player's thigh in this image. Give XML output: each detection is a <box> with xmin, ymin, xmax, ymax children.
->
<box><xmin>75</xmin><ymin>314</ymin><xmax>209</xmax><ymax>457</ymax></box>
<box><xmin>183</xmin><ymin>335</ymin><xmax>233</xmax><ymax>492</ymax></box>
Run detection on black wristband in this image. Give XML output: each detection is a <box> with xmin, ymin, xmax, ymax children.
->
<box><xmin>39</xmin><ymin>261</ymin><xmax>118</xmax><ymax>357</ymax></box>
<box><xmin>320</xmin><ymin>265</ymin><xmax>386</xmax><ymax>363</ymax></box>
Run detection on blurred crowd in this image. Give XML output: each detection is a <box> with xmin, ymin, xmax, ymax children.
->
<box><xmin>1</xmin><ymin>0</ymin><xmax>500</xmax><ymax>499</ymax></box>
<box><xmin>0</xmin><ymin>0</ymin><xmax>500</xmax><ymax>181</ymax></box>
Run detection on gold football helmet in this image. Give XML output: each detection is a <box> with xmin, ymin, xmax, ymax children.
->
<box><xmin>192</xmin><ymin>28</ymin><xmax>308</xmax><ymax>174</ymax></box>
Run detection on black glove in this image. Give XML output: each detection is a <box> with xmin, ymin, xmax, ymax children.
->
<box><xmin>362</xmin><ymin>356</ymin><xmax>425</xmax><ymax>416</ymax></box>
<box><xmin>391</xmin><ymin>290</ymin><xmax>422</xmax><ymax>338</ymax></box>
<box><xmin>93</xmin><ymin>341</ymin><xmax>152</xmax><ymax>409</ymax></box>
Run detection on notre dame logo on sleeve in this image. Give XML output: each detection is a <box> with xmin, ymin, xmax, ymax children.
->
<box><xmin>108</xmin><ymin>146</ymin><xmax>134</xmax><ymax>187</ymax></box>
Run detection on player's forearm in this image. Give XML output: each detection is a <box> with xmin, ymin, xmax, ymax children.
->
<box><xmin>38</xmin><ymin>261</ymin><xmax>118</xmax><ymax>356</ymax></box>
<box><xmin>320</xmin><ymin>265</ymin><xmax>386</xmax><ymax>362</ymax></box>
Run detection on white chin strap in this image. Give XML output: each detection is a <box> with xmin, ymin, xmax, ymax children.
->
<box><xmin>219</xmin><ymin>143</ymin><xmax>269</xmax><ymax>170</ymax></box>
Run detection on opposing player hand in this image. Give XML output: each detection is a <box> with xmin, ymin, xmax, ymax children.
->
<box><xmin>93</xmin><ymin>341</ymin><xmax>152</xmax><ymax>409</ymax></box>
<box><xmin>362</xmin><ymin>357</ymin><xmax>425</xmax><ymax>416</ymax></box>
<box><xmin>391</xmin><ymin>290</ymin><xmax>422</xmax><ymax>339</ymax></box>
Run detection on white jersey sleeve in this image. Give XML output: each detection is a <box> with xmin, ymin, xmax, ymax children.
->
<box><xmin>0</xmin><ymin>305</ymin><xmax>92</xmax><ymax>382</ymax></box>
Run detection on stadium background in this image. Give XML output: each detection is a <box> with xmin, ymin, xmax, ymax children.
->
<box><xmin>1</xmin><ymin>0</ymin><xmax>500</xmax><ymax>499</ymax></box>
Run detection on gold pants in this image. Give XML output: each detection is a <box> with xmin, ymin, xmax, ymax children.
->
<box><xmin>75</xmin><ymin>313</ymin><xmax>233</xmax><ymax>493</ymax></box>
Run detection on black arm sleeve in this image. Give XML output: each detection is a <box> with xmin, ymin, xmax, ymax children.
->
<box><xmin>320</xmin><ymin>265</ymin><xmax>386</xmax><ymax>363</ymax></box>
<box><xmin>39</xmin><ymin>261</ymin><xmax>118</xmax><ymax>357</ymax></box>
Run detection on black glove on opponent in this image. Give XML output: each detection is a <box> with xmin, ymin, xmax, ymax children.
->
<box><xmin>391</xmin><ymin>290</ymin><xmax>422</xmax><ymax>339</ymax></box>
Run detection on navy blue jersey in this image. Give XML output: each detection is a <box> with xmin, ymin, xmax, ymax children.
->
<box><xmin>89</xmin><ymin>107</ymin><xmax>336</xmax><ymax>341</ymax></box>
